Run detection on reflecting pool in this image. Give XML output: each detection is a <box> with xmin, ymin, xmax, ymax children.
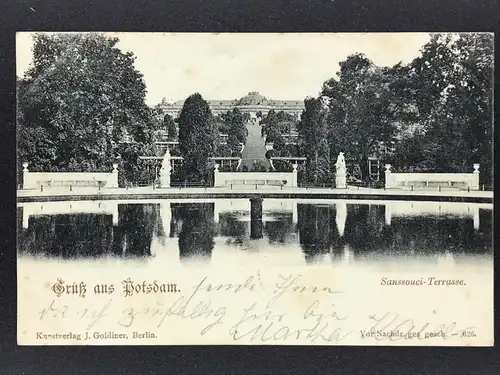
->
<box><xmin>17</xmin><ymin>199</ymin><xmax>493</xmax><ymax>270</ymax></box>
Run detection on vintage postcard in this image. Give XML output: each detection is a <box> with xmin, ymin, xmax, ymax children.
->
<box><xmin>16</xmin><ymin>32</ymin><xmax>493</xmax><ymax>346</ymax></box>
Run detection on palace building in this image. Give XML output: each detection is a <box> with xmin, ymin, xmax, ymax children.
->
<box><xmin>156</xmin><ymin>91</ymin><xmax>305</xmax><ymax>123</ymax></box>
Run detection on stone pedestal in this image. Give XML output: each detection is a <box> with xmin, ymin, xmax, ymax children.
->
<box><xmin>110</xmin><ymin>163</ymin><xmax>119</xmax><ymax>188</ymax></box>
<box><xmin>292</xmin><ymin>164</ymin><xmax>298</xmax><ymax>187</ymax></box>
<box><xmin>471</xmin><ymin>163</ymin><xmax>480</xmax><ymax>191</ymax></box>
<box><xmin>159</xmin><ymin>170</ymin><xmax>170</xmax><ymax>188</ymax></box>
<box><xmin>384</xmin><ymin>164</ymin><xmax>392</xmax><ymax>189</ymax></box>
<box><xmin>213</xmin><ymin>164</ymin><xmax>220</xmax><ymax>187</ymax></box>
<box><xmin>22</xmin><ymin>162</ymin><xmax>30</xmax><ymax>189</ymax></box>
<box><xmin>335</xmin><ymin>172</ymin><xmax>346</xmax><ymax>189</ymax></box>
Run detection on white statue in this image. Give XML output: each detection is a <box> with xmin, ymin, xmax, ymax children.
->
<box><xmin>159</xmin><ymin>148</ymin><xmax>172</xmax><ymax>187</ymax></box>
<box><xmin>335</xmin><ymin>152</ymin><xmax>346</xmax><ymax>173</ymax></box>
<box><xmin>335</xmin><ymin>152</ymin><xmax>347</xmax><ymax>189</ymax></box>
<box><xmin>161</xmin><ymin>148</ymin><xmax>171</xmax><ymax>172</ymax></box>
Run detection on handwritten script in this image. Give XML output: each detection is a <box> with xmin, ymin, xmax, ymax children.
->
<box><xmin>33</xmin><ymin>272</ymin><xmax>477</xmax><ymax>345</ymax></box>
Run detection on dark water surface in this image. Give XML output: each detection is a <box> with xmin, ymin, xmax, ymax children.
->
<box><xmin>17</xmin><ymin>199</ymin><xmax>493</xmax><ymax>266</ymax></box>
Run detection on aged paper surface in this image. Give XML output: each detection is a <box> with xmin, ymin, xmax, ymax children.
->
<box><xmin>17</xmin><ymin>32</ymin><xmax>494</xmax><ymax>346</ymax></box>
<box><xmin>17</xmin><ymin>199</ymin><xmax>493</xmax><ymax>346</ymax></box>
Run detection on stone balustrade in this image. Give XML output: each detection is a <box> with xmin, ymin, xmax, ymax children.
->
<box><xmin>213</xmin><ymin>163</ymin><xmax>298</xmax><ymax>187</ymax></box>
<box><xmin>21</xmin><ymin>162</ymin><xmax>119</xmax><ymax>190</ymax></box>
<box><xmin>384</xmin><ymin>164</ymin><xmax>480</xmax><ymax>190</ymax></box>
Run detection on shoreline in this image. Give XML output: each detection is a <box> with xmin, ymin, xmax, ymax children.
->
<box><xmin>17</xmin><ymin>187</ymin><xmax>493</xmax><ymax>204</ymax></box>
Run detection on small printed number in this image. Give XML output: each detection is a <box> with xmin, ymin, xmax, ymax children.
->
<box><xmin>461</xmin><ymin>331</ymin><xmax>476</xmax><ymax>338</ymax></box>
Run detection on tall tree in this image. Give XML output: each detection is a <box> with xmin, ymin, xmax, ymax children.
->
<box><xmin>322</xmin><ymin>54</ymin><xmax>401</xmax><ymax>180</ymax></box>
<box><xmin>163</xmin><ymin>114</ymin><xmax>177</xmax><ymax>141</ymax></box>
<box><xmin>177</xmin><ymin>93</ymin><xmax>218</xmax><ymax>183</ymax></box>
<box><xmin>402</xmin><ymin>33</ymin><xmax>493</xmax><ymax>181</ymax></box>
<box><xmin>260</xmin><ymin>109</ymin><xmax>277</xmax><ymax>139</ymax></box>
<box><xmin>220</xmin><ymin>108</ymin><xmax>247</xmax><ymax>152</ymax></box>
<box><xmin>297</xmin><ymin>97</ymin><xmax>331</xmax><ymax>184</ymax></box>
<box><xmin>17</xmin><ymin>33</ymin><xmax>155</xmax><ymax>174</ymax></box>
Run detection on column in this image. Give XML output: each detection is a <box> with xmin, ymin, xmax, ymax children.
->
<box><xmin>385</xmin><ymin>164</ymin><xmax>392</xmax><ymax>189</ymax></box>
<box><xmin>22</xmin><ymin>162</ymin><xmax>31</xmax><ymax>189</ymax></box>
<box><xmin>214</xmin><ymin>164</ymin><xmax>220</xmax><ymax>187</ymax></box>
<box><xmin>471</xmin><ymin>164</ymin><xmax>480</xmax><ymax>191</ymax></box>
<box><xmin>292</xmin><ymin>164</ymin><xmax>298</xmax><ymax>187</ymax></box>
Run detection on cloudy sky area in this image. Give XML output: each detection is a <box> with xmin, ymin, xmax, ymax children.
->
<box><xmin>17</xmin><ymin>32</ymin><xmax>431</xmax><ymax>105</ymax></box>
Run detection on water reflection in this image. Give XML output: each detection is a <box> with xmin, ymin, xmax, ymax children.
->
<box><xmin>172</xmin><ymin>203</ymin><xmax>215</xmax><ymax>262</ymax></box>
<box><xmin>17</xmin><ymin>200</ymin><xmax>493</xmax><ymax>265</ymax></box>
<box><xmin>298</xmin><ymin>204</ymin><xmax>342</xmax><ymax>264</ymax></box>
<box><xmin>17</xmin><ymin>204</ymin><xmax>157</xmax><ymax>259</ymax></box>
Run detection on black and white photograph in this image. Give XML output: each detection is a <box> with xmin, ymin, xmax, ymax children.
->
<box><xmin>15</xmin><ymin>32</ymin><xmax>493</xmax><ymax>346</ymax></box>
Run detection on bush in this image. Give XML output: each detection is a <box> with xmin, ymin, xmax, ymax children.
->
<box><xmin>273</xmin><ymin>160</ymin><xmax>293</xmax><ymax>172</ymax></box>
<box><xmin>265</xmin><ymin>149</ymin><xmax>277</xmax><ymax>159</ymax></box>
<box><xmin>217</xmin><ymin>144</ymin><xmax>232</xmax><ymax>157</ymax></box>
<box><xmin>251</xmin><ymin>161</ymin><xmax>268</xmax><ymax>172</ymax></box>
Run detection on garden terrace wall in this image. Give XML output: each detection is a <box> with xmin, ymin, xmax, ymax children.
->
<box><xmin>384</xmin><ymin>164</ymin><xmax>480</xmax><ymax>190</ymax></box>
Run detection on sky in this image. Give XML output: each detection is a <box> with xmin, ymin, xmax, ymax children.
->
<box><xmin>16</xmin><ymin>32</ymin><xmax>432</xmax><ymax>105</ymax></box>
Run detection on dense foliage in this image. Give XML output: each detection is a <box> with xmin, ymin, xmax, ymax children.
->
<box><xmin>17</xmin><ymin>33</ymin><xmax>156</xmax><ymax>183</ymax></box>
<box><xmin>163</xmin><ymin>114</ymin><xmax>177</xmax><ymax>141</ymax></box>
<box><xmin>19</xmin><ymin>33</ymin><xmax>492</xmax><ymax>187</ymax></box>
<box><xmin>215</xmin><ymin>108</ymin><xmax>249</xmax><ymax>157</ymax></box>
<box><xmin>177</xmin><ymin>93</ymin><xmax>219</xmax><ymax>183</ymax></box>
<box><xmin>261</xmin><ymin>110</ymin><xmax>296</xmax><ymax>145</ymax></box>
<box><xmin>299</xmin><ymin>33</ymin><xmax>493</xmax><ymax>185</ymax></box>
<box><xmin>297</xmin><ymin>97</ymin><xmax>332</xmax><ymax>184</ymax></box>
<box><xmin>390</xmin><ymin>34</ymin><xmax>493</xmax><ymax>183</ymax></box>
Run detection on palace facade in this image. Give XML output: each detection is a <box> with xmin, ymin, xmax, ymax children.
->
<box><xmin>156</xmin><ymin>91</ymin><xmax>305</xmax><ymax>123</ymax></box>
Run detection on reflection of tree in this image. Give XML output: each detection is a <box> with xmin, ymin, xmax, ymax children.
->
<box><xmin>343</xmin><ymin>205</ymin><xmax>389</xmax><ymax>256</ymax></box>
<box><xmin>219</xmin><ymin>213</ymin><xmax>248</xmax><ymax>246</ymax></box>
<box><xmin>341</xmin><ymin>204</ymin><xmax>493</xmax><ymax>256</ymax></box>
<box><xmin>177</xmin><ymin>203</ymin><xmax>215</xmax><ymax>261</ymax></box>
<box><xmin>388</xmin><ymin>214</ymin><xmax>492</xmax><ymax>255</ymax></box>
<box><xmin>111</xmin><ymin>204</ymin><xmax>157</xmax><ymax>257</ymax></box>
<box><xmin>17</xmin><ymin>205</ymin><xmax>159</xmax><ymax>259</ymax></box>
<box><xmin>264</xmin><ymin>214</ymin><xmax>294</xmax><ymax>244</ymax></box>
<box><xmin>155</xmin><ymin>204</ymin><xmax>166</xmax><ymax>246</ymax></box>
<box><xmin>18</xmin><ymin>214</ymin><xmax>114</xmax><ymax>258</ymax></box>
<box><xmin>298</xmin><ymin>205</ymin><xmax>340</xmax><ymax>263</ymax></box>
<box><xmin>475</xmin><ymin>209</ymin><xmax>494</xmax><ymax>251</ymax></box>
